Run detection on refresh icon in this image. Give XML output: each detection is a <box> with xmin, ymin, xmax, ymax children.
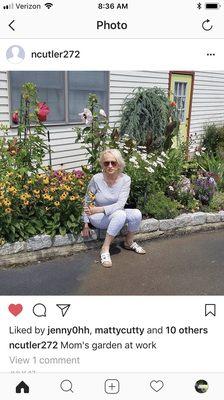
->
<box><xmin>202</xmin><ymin>19</ymin><xmax>213</xmax><ymax>31</ymax></box>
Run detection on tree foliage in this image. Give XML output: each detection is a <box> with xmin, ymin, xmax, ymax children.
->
<box><xmin>120</xmin><ymin>87</ymin><xmax>179</xmax><ymax>152</ymax></box>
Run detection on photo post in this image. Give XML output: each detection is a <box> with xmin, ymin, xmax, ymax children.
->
<box><xmin>0</xmin><ymin>1</ymin><xmax>224</xmax><ymax>398</ymax></box>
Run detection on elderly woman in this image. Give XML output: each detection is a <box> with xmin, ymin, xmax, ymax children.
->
<box><xmin>82</xmin><ymin>149</ymin><xmax>145</xmax><ymax>268</ymax></box>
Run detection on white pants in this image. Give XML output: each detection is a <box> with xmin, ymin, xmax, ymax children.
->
<box><xmin>89</xmin><ymin>208</ymin><xmax>142</xmax><ymax>237</ymax></box>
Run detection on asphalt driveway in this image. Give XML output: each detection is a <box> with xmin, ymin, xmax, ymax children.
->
<box><xmin>0</xmin><ymin>230</ymin><xmax>224</xmax><ymax>295</ymax></box>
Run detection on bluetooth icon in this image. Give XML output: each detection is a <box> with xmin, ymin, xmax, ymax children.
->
<box><xmin>197</xmin><ymin>2</ymin><xmax>202</xmax><ymax>9</ymax></box>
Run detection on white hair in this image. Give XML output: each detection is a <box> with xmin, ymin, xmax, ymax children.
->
<box><xmin>99</xmin><ymin>148</ymin><xmax>125</xmax><ymax>171</ymax></box>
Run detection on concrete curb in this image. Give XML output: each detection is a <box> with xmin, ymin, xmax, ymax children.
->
<box><xmin>0</xmin><ymin>212</ymin><xmax>224</xmax><ymax>268</ymax></box>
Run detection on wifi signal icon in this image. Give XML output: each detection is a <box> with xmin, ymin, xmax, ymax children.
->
<box><xmin>45</xmin><ymin>2</ymin><xmax>53</xmax><ymax>9</ymax></box>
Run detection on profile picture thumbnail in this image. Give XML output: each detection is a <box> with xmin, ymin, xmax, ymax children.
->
<box><xmin>195</xmin><ymin>379</ymin><xmax>209</xmax><ymax>393</ymax></box>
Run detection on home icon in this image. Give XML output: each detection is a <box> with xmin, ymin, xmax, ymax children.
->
<box><xmin>16</xmin><ymin>381</ymin><xmax>29</xmax><ymax>393</ymax></box>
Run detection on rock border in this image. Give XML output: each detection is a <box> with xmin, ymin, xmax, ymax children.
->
<box><xmin>1</xmin><ymin>211</ymin><xmax>224</xmax><ymax>268</ymax></box>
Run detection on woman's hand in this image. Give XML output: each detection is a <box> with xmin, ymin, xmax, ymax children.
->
<box><xmin>84</xmin><ymin>206</ymin><xmax>104</xmax><ymax>215</ymax></box>
<box><xmin>81</xmin><ymin>223</ymin><xmax>90</xmax><ymax>237</ymax></box>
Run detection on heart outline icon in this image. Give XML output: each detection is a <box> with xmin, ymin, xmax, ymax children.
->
<box><xmin>8</xmin><ymin>304</ymin><xmax>23</xmax><ymax>316</ymax></box>
<box><xmin>150</xmin><ymin>380</ymin><xmax>164</xmax><ymax>392</ymax></box>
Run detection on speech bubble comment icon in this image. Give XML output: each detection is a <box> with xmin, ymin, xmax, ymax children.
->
<box><xmin>33</xmin><ymin>303</ymin><xmax>47</xmax><ymax>317</ymax></box>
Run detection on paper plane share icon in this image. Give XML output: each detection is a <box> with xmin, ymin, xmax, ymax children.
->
<box><xmin>56</xmin><ymin>304</ymin><xmax>71</xmax><ymax>317</ymax></box>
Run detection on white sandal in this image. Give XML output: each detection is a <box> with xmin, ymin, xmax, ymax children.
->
<box><xmin>124</xmin><ymin>241</ymin><xmax>146</xmax><ymax>254</ymax></box>
<box><xmin>100</xmin><ymin>252</ymin><xmax>112</xmax><ymax>268</ymax></box>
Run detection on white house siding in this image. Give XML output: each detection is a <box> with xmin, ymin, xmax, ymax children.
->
<box><xmin>0</xmin><ymin>72</ymin><xmax>10</xmax><ymax>125</ymax></box>
<box><xmin>1</xmin><ymin>70</ymin><xmax>224</xmax><ymax>170</ymax></box>
<box><xmin>189</xmin><ymin>71</ymin><xmax>224</xmax><ymax>149</ymax></box>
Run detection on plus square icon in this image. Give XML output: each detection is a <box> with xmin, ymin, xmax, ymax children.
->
<box><xmin>105</xmin><ymin>379</ymin><xmax>120</xmax><ymax>394</ymax></box>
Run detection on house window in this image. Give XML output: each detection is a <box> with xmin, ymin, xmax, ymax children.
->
<box><xmin>68</xmin><ymin>72</ymin><xmax>108</xmax><ymax>122</ymax></box>
<box><xmin>174</xmin><ymin>81</ymin><xmax>187</xmax><ymax>122</ymax></box>
<box><xmin>10</xmin><ymin>71</ymin><xmax>65</xmax><ymax>123</ymax></box>
<box><xmin>10</xmin><ymin>71</ymin><xmax>109</xmax><ymax>125</ymax></box>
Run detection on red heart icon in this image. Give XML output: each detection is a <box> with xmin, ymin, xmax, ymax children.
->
<box><xmin>8</xmin><ymin>304</ymin><xmax>23</xmax><ymax>316</ymax></box>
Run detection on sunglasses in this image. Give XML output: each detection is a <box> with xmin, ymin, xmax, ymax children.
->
<box><xmin>103</xmin><ymin>161</ymin><xmax>118</xmax><ymax>167</ymax></box>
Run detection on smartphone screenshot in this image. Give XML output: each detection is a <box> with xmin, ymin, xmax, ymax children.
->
<box><xmin>0</xmin><ymin>0</ymin><xmax>224</xmax><ymax>398</ymax></box>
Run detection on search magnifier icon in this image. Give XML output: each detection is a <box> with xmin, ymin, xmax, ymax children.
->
<box><xmin>60</xmin><ymin>379</ymin><xmax>74</xmax><ymax>393</ymax></box>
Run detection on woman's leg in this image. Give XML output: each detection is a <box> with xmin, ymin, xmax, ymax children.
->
<box><xmin>90</xmin><ymin>210</ymin><xmax>127</xmax><ymax>253</ymax></box>
<box><xmin>124</xmin><ymin>209</ymin><xmax>142</xmax><ymax>246</ymax></box>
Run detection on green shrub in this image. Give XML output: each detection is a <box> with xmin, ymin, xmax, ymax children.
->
<box><xmin>0</xmin><ymin>168</ymin><xmax>88</xmax><ymax>243</ymax></box>
<box><xmin>143</xmin><ymin>191</ymin><xmax>181</xmax><ymax>219</ymax></box>
<box><xmin>152</xmin><ymin>146</ymin><xmax>187</xmax><ymax>192</ymax></box>
<box><xmin>202</xmin><ymin>123</ymin><xmax>224</xmax><ymax>157</ymax></box>
<box><xmin>177</xmin><ymin>192</ymin><xmax>200</xmax><ymax>212</ymax></box>
<box><xmin>209</xmin><ymin>192</ymin><xmax>224</xmax><ymax>211</ymax></box>
<box><xmin>120</xmin><ymin>87</ymin><xmax>179</xmax><ymax>152</ymax></box>
<box><xmin>195</xmin><ymin>152</ymin><xmax>224</xmax><ymax>190</ymax></box>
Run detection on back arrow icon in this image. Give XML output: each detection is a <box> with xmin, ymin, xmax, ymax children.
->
<box><xmin>202</xmin><ymin>19</ymin><xmax>213</xmax><ymax>31</ymax></box>
<box><xmin>9</xmin><ymin>20</ymin><xmax>15</xmax><ymax>31</ymax></box>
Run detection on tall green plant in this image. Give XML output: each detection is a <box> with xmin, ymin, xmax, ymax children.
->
<box><xmin>75</xmin><ymin>94</ymin><xmax>113</xmax><ymax>173</ymax></box>
<box><xmin>0</xmin><ymin>82</ymin><xmax>49</xmax><ymax>180</ymax></box>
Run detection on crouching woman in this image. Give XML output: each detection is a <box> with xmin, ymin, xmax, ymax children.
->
<box><xmin>82</xmin><ymin>149</ymin><xmax>145</xmax><ymax>268</ymax></box>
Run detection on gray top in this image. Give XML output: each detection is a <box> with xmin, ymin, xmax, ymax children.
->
<box><xmin>84</xmin><ymin>172</ymin><xmax>131</xmax><ymax>223</ymax></box>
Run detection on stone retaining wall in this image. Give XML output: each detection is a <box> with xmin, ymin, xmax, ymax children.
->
<box><xmin>1</xmin><ymin>211</ymin><xmax>224</xmax><ymax>268</ymax></box>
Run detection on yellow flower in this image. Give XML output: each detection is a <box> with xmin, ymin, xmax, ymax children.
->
<box><xmin>20</xmin><ymin>193</ymin><xmax>30</xmax><ymax>201</ymax></box>
<box><xmin>89</xmin><ymin>191</ymin><xmax>95</xmax><ymax>200</ymax></box>
<box><xmin>23</xmin><ymin>200</ymin><xmax>29</xmax><ymax>206</ymax></box>
<box><xmin>33</xmin><ymin>189</ymin><xmax>40</xmax><ymax>195</ymax></box>
<box><xmin>60</xmin><ymin>193</ymin><xmax>67</xmax><ymax>201</ymax></box>
<box><xmin>34</xmin><ymin>194</ymin><xmax>40</xmax><ymax>199</ymax></box>
<box><xmin>5</xmin><ymin>207</ymin><xmax>12</xmax><ymax>213</ymax></box>
<box><xmin>50</xmin><ymin>186</ymin><xmax>56</xmax><ymax>193</ymax></box>
<box><xmin>70</xmin><ymin>195</ymin><xmax>79</xmax><ymax>201</ymax></box>
<box><xmin>43</xmin><ymin>193</ymin><xmax>50</xmax><ymax>200</ymax></box>
<box><xmin>54</xmin><ymin>201</ymin><xmax>60</xmax><ymax>207</ymax></box>
<box><xmin>43</xmin><ymin>178</ymin><xmax>49</xmax><ymax>184</ymax></box>
<box><xmin>28</xmin><ymin>179</ymin><xmax>32</xmax><ymax>184</ymax></box>
<box><xmin>3</xmin><ymin>199</ymin><xmax>11</xmax><ymax>206</ymax></box>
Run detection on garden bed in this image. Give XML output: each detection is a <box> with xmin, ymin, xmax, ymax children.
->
<box><xmin>1</xmin><ymin>211</ymin><xmax>224</xmax><ymax>268</ymax></box>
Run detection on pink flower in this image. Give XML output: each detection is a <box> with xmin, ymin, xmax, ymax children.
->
<box><xmin>37</xmin><ymin>102</ymin><xmax>50</xmax><ymax>122</ymax></box>
<box><xmin>12</xmin><ymin>110</ymin><xmax>19</xmax><ymax>124</ymax></box>
<box><xmin>79</xmin><ymin>108</ymin><xmax>93</xmax><ymax>124</ymax></box>
<box><xmin>73</xmin><ymin>169</ymin><xmax>85</xmax><ymax>178</ymax></box>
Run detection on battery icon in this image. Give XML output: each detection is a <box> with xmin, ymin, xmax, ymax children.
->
<box><xmin>205</xmin><ymin>3</ymin><xmax>220</xmax><ymax>8</ymax></box>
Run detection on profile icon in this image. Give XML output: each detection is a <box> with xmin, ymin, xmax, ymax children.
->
<box><xmin>195</xmin><ymin>379</ymin><xmax>209</xmax><ymax>393</ymax></box>
<box><xmin>6</xmin><ymin>45</ymin><xmax>25</xmax><ymax>64</ymax></box>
